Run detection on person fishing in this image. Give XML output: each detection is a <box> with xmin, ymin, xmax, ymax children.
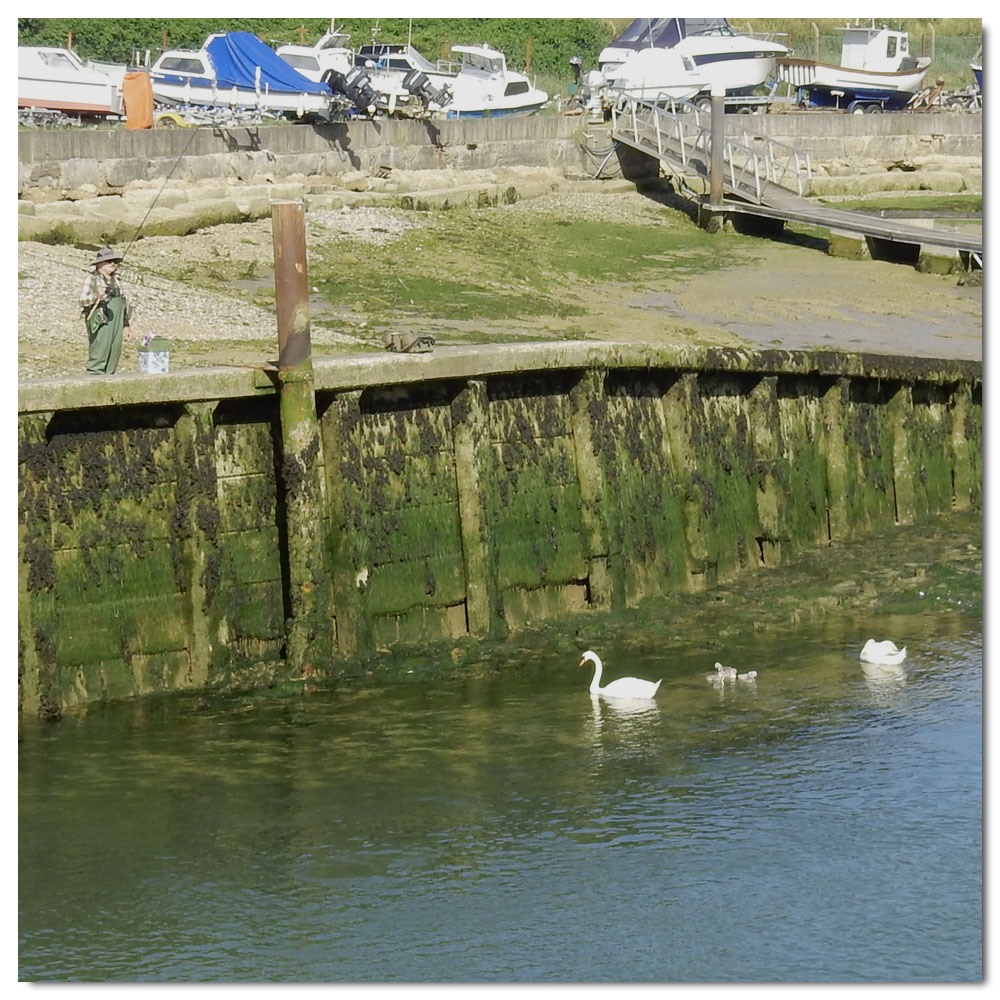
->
<box><xmin>79</xmin><ymin>247</ymin><xmax>133</xmax><ymax>374</ymax></box>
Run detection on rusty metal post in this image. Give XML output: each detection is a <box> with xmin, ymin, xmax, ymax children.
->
<box><xmin>271</xmin><ymin>201</ymin><xmax>333</xmax><ymax>676</ymax></box>
<box><xmin>709</xmin><ymin>82</ymin><xmax>725</xmax><ymax>208</ymax></box>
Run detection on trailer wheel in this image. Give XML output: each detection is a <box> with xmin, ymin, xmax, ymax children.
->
<box><xmin>696</xmin><ymin>97</ymin><xmax>712</xmax><ymax>113</ymax></box>
<box><xmin>847</xmin><ymin>101</ymin><xmax>866</xmax><ymax>115</ymax></box>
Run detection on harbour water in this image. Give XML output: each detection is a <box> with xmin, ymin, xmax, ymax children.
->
<box><xmin>19</xmin><ymin>520</ymin><xmax>982</xmax><ymax>983</ymax></box>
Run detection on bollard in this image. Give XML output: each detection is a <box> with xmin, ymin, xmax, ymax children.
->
<box><xmin>271</xmin><ymin>201</ymin><xmax>333</xmax><ymax>675</ymax></box>
<box><xmin>709</xmin><ymin>82</ymin><xmax>725</xmax><ymax>208</ymax></box>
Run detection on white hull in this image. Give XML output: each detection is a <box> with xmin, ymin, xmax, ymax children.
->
<box><xmin>780</xmin><ymin>59</ymin><xmax>928</xmax><ymax>94</ymax></box>
<box><xmin>18</xmin><ymin>46</ymin><xmax>122</xmax><ymax>115</ymax></box>
<box><xmin>150</xmin><ymin>78</ymin><xmax>331</xmax><ymax>115</ymax></box>
<box><xmin>778</xmin><ymin>57</ymin><xmax>929</xmax><ymax>108</ymax></box>
<box><xmin>598</xmin><ymin>20</ymin><xmax>788</xmax><ymax>98</ymax></box>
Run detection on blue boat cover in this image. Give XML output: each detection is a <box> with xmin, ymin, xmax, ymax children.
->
<box><xmin>205</xmin><ymin>32</ymin><xmax>330</xmax><ymax>94</ymax></box>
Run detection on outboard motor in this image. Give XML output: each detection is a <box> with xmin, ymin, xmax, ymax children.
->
<box><xmin>344</xmin><ymin>66</ymin><xmax>382</xmax><ymax>115</ymax></box>
<box><xmin>402</xmin><ymin>69</ymin><xmax>453</xmax><ymax>109</ymax></box>
<box><xmin>323</xmin><ymin>66</ymin><xmax>381</xmax><ymax>115</ymax></box>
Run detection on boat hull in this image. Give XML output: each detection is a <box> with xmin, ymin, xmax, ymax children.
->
<box><xmin>18</xmin><ymin>47</ymin><xmax>122</xmax><ymax>116</ymax></box>
<box><xmin>443</xmin><ymin>101</ymin><xmax>545</xmax><ymax>118</ymax></box>
<box><xmin>678</xmin><ymin>46</ymin><xmax>779</xmax><ymax>96</ymax></box>
<box><xmin>150</xmin><ymin>77</ymin><xmax>332</xmax><ymax>115</ymax></box>
<box><xmin>778</xmin><ymin>58</ymin><xmax>928</xmax><ymax>109</ymax></box>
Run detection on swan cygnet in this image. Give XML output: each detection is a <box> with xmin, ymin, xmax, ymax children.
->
<box><xmin>860</xmin><ymin>639</ymin><xmax>907</xmax><ymax>666</ymax></box>
<box><xmin>580</xmin><ymin>650</ymin><xmax>662</xmax><ymax>699</ymax></box>
<box><xmin>737</xmin><ymin>670</ymin><xmax>758</xmax><ymax>683</ymax></box>
<box><xmin>714</xmin><ymin>662</ymin><xmax>738</xmax><ymax>680</ymax></box>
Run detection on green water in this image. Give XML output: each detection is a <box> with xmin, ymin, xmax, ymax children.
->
<box><xmin>19</xmin><ymin>517</ymin><xmax>983</xmax><ymax>982</ymax></box>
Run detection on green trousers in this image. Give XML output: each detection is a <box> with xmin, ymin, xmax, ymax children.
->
<box><xmin>85</xmin><ymin>294</ymin><xmax>125</xmax><ymax>374</ymax></box>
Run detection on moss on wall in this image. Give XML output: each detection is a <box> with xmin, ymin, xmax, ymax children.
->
<box><xmin>18</xmin><ymin>348</ymin><xmax>982</xmax><ymax>715</ymax></box>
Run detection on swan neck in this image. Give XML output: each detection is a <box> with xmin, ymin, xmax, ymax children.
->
<box><xmin>589</xmin><ymin>656</ymin><xmax>603</xmax><ymax>693</ymax></box>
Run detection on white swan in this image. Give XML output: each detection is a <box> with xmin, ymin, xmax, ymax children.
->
<box><xmin>860</xmin><ymin>639</ymin><xmax>907</xmax><ymax>666</ymax></box>
<box><xmin>737</xmin><ymin>671</ymin><xmax>758</xmax><ymax>683</ymax></box>
<box><xmin>714</xmin><ymin>662</ymin><xmax>738</xmax><ymax>680</ymax></box>
<box><xmin>580</xmin><ymin>650</ymin><xmax>661</xmax><ymax>699</ymax></box>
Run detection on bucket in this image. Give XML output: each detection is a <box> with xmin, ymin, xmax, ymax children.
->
<box><xmin>139</xmin><ymin>337</ymin><xmax>170</xmax><ymax>374</ymax></box>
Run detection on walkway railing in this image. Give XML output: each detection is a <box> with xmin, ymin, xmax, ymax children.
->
<box><xmin>609</xmin><ymin>97</ymin><xmax>812</xmax><ymax>202</ymax></box>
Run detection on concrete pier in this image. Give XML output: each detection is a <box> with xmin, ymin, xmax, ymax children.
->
<box><xmin>18</xmin><ymin>342</ymin><xmax>981</xmax><ymax>716</ymax></box>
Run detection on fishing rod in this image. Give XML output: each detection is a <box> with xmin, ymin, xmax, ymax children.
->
<box><xmin>83</xmin><ymin>118</ymin><xmax>206</xmax><ymax>322</ymax></box>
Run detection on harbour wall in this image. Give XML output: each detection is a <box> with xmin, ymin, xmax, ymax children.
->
<box><xmin>18</xmin><ymin>342</ymin><xmax>982</xmax><ymax>717</ymax></box>
<box><xmin>17</xmin><ymin>112</ymin><xmax>982</xmax><ymax>245</ymax></box>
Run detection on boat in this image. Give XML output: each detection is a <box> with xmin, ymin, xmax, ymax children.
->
<box><xmin>148</xmin><ymin>31</ymin><xmax>341</xmax><ymax>118</ymax></box>
<box><xmin>440</xmin><ymin>44</ymin><xmax>548</xmax><ymax>118</ymax></box>
<box><xmin>274</xmin><ymin>25</ymin><xmax>353</xmax><ymax>83</ymax></box>
<box><xmin>18</xmin><ymin>45</ymin><xmax>123</xmax><ymax>116</ymax></box>
<box><xmin>349</xmin><ymin>41</ymin><xmax>547</xmax><ymax>118</ymax></box>
<box><xmin>777</xmin><ymin>22</ymin><xmax>931</xmax><ymax>113</ymax></box>
<box><xmin>587</xmin><ymin>46</ymin><xmax>708</xmax><ymax>110</ymax></box>
<box><xmin>598</xmin><ymin>18</ymin><xmax>789</xmax><ymax>99</ymax></box>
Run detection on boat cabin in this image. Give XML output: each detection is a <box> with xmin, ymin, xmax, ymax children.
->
<box><xmin>840</xmin><ymin>24</ymin><xmax>922</xmax><ymax>73</ymax></box>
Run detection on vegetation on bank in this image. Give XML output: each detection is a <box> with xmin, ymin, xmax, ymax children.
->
<box><xmin>18</xmin><ymin>17</ymin><xmax>982</xmax><ymax>90</ymax></box>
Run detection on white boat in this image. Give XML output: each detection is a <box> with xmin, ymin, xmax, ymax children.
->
<box><xmin>18</xmin><ymin>45</ymin><xmax>123</xmax><ymax>116</ymax></box>
<box><xmin>275</xmin><ymin>26</ymin><xmax>354</xmax><ymax>83</ymax></box>
<box><xmin>442</xmin><ymin>44</ymin><xmax>548</xmax><ymax>118</ymax></box>
<box><xmin>777</xmin><ymin>22</ymin><xmax>931</xmax><ymax>112</ymax></box>
<box><xmin>588</xmin><ymin>46</ymin><xmax>707</xmax><ymax>109</ymax></box>
<box><xmin>347</xmin><ymin>41</ymin><xmax>547</xmax><ymax>118</ymax></box>
<box><xmin>598</xmin><ymin>18</ymin><xmax>788</xmax><ymax>98</ymax></box>
<box><xmin>149</xmin><ymin>31</ymin><xmax>338</xmax><ymax>118</ymax></box>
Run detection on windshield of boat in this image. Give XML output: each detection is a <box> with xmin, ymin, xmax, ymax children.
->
<box><xmin>38</xmin><ymin>50</ymin><xmax>81</xmax><ymax>70</ymax></box>
<box><xmin>357</xmin><ymin>44</ymin><xmax>437</xmax><ymax>73</ymax></box>
<box><xmin>462</xmin><ymin>51</ymin><xmax>504</xmax><ymax>74</ymax></box>
<box><xmin>158</xmin><ymin>56</ymin><xmax>207</xmax><ymax>74</ymax></box>
<box><xmin>280</xmin><ymin>54</ymin><xmax>320</xmax><ymax>71</ymax></box>
<box><xmin>681</xmin><ymin>19</ymin><xmax>734</xmax><ymax>37</ymax></box>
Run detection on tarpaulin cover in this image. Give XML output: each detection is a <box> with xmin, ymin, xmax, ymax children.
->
<box><xmin>123</xmin><ymin>71</ymin><xmax>153</xmax><ymax>129</ymax></box>
<box><xmin>205</xmin><ymin>32</ymin><xmax>330</xmax><ymax>93</ymax></box>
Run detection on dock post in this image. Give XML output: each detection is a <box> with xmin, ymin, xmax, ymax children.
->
<box><xmin>709</xmin><ymin>82</ymin><xmax>725</xmax><ymax>208</ymax></box>
<box><xmin>271</xmin><ymin>201</ymin><xmax>333</xmax><ymax>676</ymax></box>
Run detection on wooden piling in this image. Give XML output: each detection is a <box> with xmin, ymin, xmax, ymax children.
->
<box><xmin>271</xmin><ymin>202</ymin><xmax>333</xmax><ymax>674</ymax></box>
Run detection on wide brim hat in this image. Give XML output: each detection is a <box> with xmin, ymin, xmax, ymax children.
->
<box><xmin>93</xmin><ymin>247</ymin><xmax>122</xmax><ymax>266</ymax></box>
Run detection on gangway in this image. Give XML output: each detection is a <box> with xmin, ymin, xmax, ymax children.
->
<box><xmin>609</xmin><ymin>96</ymin><xmax>982</xmax><ymax>257</ymax></box>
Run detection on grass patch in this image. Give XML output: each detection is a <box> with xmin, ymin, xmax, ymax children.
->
<box><xmin>308</xmin><ymin>201</ymin><xmax>755</xmax><ymax>326</ymax></box>
<box><xmin>819</xmin><ymin>194</ymin><xmax>983</xmax><ymax>214</ymax></box>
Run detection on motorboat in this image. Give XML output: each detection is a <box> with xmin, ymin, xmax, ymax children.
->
<box><xmin>275</xmin><ymin>26</ymin><xmax>353</xmax><ymax>83</ymax></box>
<box><xmin>18</xmin><ymin>45</ymin><xmax>123</xmax><ymax>116</ymax></box>
<box><xmin>148</xmin><ymin>31</ymin><xmax>340</xmax><ymax>118</ymax></box>
<box><xmin>442</xmin><ymin>44</ymin><xmax>548</xmax><ymax>118</ymax></box>
<box><xmin>587</xmin><ymin>46</ymin><xmax>707</xmax><ymax>111</ymax></box>
<box><xmin>347</xmin><ymin>41</ymin><xmax>547</xmax><ymax>118</ymax></box>
<box><xmin>598</xmin><ymin>18</ymin><xmax>788</xmax><ymax>98</ymax></box>
<box><xmin>777</xmin><ymin>22</ymin><xmax>931</xmax><ymax>112</ymax></box>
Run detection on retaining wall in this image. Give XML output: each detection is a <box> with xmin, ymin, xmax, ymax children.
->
<box><xmin>18</xmin><ymin>342</ymin><xmax>982</xmax><ymax>717</ymax></box>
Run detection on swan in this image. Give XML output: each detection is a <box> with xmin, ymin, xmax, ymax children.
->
<box><xmin>580</xmin><ymin>650</ymin><xmax>661</xmax><ymax>699</ymax></box>
<box><xmin>737</xmin><ymin>671</ymin><xmax>758</xmax><ymax>683</ymax></box>
<box><xmin>860</xmin><ymin>639</ymin><xmax>907</xmax><ymax>666</ymax></box>
<box><xmin>714</xmin><ymin>662</ymin><xmax>737</xmax><ymax>680</ymax></box>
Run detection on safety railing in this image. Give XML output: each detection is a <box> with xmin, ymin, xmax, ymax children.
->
<box><xmin>610</xmin><ymin>97</ymin><xmax>811</xmax><ymax>202</ymax></box>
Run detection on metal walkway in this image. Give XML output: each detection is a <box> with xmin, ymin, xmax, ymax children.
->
<box><xmin>609</xmin><ymin>98</ymin><xmax>982</xmax><ymax>257</ymax></box>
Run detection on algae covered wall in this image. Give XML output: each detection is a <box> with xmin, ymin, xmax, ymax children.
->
<box><xmin>18</xmin><ymin>343</ymin><xmax>981</xmax><ymax>717</ymax></box>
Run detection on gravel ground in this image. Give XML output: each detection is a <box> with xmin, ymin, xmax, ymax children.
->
<box><xmin>17</xmin><ymin>189</ymin><xmax>982</xmax><ymax>379</ymax></box>
<box><xmin>17</xmin><ymin>205</ymin><xmax>429</xmax><ymax>378</ymax></box>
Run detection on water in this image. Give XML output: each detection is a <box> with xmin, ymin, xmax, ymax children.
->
<box><xmin>19</xmin><ymin>608</ymin><xmax>982</xmax><ymax>983</ymax></box>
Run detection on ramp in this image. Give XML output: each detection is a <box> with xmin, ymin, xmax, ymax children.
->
<box><xmin>610</xmin><ymin>97</ymin><xmax>982</xmax><ymax>256</ymax></box>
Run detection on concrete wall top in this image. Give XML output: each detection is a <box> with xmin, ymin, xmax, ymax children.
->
<box><xmin>17</xmin><ymin>115</ymin><xmax>584</xmax><ymax>164</ymax></box>
<box><xmin>17</xmin><ymin>112</ymin><xmax>980</xmax><ymax>165</ymax></box>
<box><xmin>18</xmin><ymin>341</ymin><xmax>982</xmax><ymax>416</ymax></box>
